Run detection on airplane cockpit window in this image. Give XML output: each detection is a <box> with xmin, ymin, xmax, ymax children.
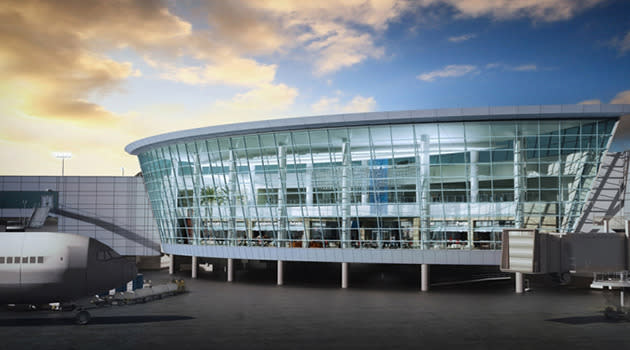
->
<box><xmin>14</xmin><ymin>257</ymin><xmax>20</xmax><ymax>263</ymax></box>
<box><xmin>29</xmin><ymin>257</ymin><xmax>36</xmax><ymax>264</ymax></box>
<box><xmin>7</xmin><ymin>257</ymin><xmax>12</xmax><ymax>263</ymax></box>
<box><xmin>97</xmin><ymin>250</ymin><xmax>113</xmax><ymax>261</ymax></box>
<box><xmin>37</xmin><ymin>256</ymin><xmax>44</xmax><ymax>264</ymax></box>
<box><xmin>0</xmin><ymin>257</ymin><xmax>4</xmax><ymax>263</ymax></box>
<box><xmin>22</xmin><ymin>257</ymin><xmax>28</xmax><ymax>263</ymax></box>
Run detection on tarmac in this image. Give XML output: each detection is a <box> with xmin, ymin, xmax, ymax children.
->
<box><xmin>0</xmin><ymin>263</ymin><xmax>628</xmax><ymax>350</ymax></box>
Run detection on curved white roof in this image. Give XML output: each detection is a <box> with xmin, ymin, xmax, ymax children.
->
<box><xmin>126</xmin><ymin>104</ymin><xmax>630</xmax><ymax>155</ymax></box>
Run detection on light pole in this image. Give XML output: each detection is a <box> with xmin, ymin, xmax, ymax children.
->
<box><xmin>53</xmin><ymin>152</ymin><xmax>72</xmax><ymax>176</ymax></box>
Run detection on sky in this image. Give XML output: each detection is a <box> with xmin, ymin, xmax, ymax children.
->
<box><xmin>1</xmin><ymin>0</ymin><xmax>630</xmax><ymax>176</ymax></box>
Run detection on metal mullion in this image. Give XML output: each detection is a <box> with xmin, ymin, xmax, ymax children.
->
<box><xmin>145</xmin><ymin>151</ymin><xmax>168</xmax><ymax>244</ymax></box>
<box><xmin>537</xmin><ymin>121</ymin><xmax>542</xmax><ymax>211</ymax></box>
<box><xmin>180</xmin><ymin>143</ymin><xmax>197</xmax><ymax>244</ymax></box>
<box><xmin>558</xmin><ymin>120</ymin><xmax>563</xmax><ymax>232</ymax></box>
<box><xmin>487</xmin><ymin>124</ymin><xmax>497</xmax><ymax>246</ymax></box>
<box><xmin>326</xmin><ymin>129</ymin><xmax>341</xmax><ymax>246</ymax></box>
<box><xmin>367</xmin><ymin>126</ymin><xmax>382</xmax><ymax>248</ymax></box>
<box><xmin>307</xmin><ymin>131</ymin><xmax>325</xmax><ymax>247</ymax></box>
<box><xmin>436</xmin><ymin>123</ymin><xmax>446</xmax><ymax>246</ymax></box>
<box><xmin>388</xmin><ymin>125</ymin><xmax>403</xmax><ymax>248</ymax></box>
<box><xmin>412</xmin><ymin>124</ymin><xmax>421</xmax><ymax>249</ymax></box>
<box><xmin>206</xmin><ymin>139</ymin><xmax>228</xmax><ymax>243</ymax></box>
<box><xmin>289</xmin><ymin>132</ymin><xmax>309</xmax><ymax>247</ymax></box>
<box><xmin>462</xmin><ymin>122</ymin><xmax>472</xmax><ymax>247</ymax></box>
<box><xmin>242</xmin><ymin>136</ymin><xmax>262</xmax><ymax>246</ymax></box>
<box><xmin>158</xmin><ymin>148</ymin><xmax>177</xmax><ymax>244</ymax></box>
<box><xmin>166</xmin><ymin>145</ymin><xmax>185</xmax><ymax>243</ymax></box>
<box><xmin>184</xmin><ymin>142</ymin><xmax>200</xmax><ymax>245</ymax></box>
<box><xmin>193</xmin><ymin>141</ymin><xmax>211</xmax><ymax>244</ymax></box>
<box><xmin>257</xmin><ymin>134</ymin><xmax>278</xmax><ymax>242</ymax></box>
<box><xmin>216</xmin><ymin>138</ymin><xmax>235</xmax><ymax>245</ymax></box>
<box><xmin>346</xmin><ymin>128</ymin><xmax>361</xmax><ymax>248</ymax></box>
<box><xmin>230</xmin><ymin>138</ymin><xmax>250</xmax><ymax>245</ymax></box>
<box><xmin>273</xmin><ymin>132</ymin><xmax>287</xmax><ymax>246</ymax></box>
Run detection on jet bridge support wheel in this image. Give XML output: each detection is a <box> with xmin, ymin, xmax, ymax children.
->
<box><xmin>75</xmin><ymin>310</ymin><xmax>91</xmax><ymax>325</ymax></box>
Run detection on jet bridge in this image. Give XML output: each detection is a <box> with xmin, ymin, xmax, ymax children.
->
<box><xmin>501</xmin><ymin>228</ymin><xmax>630</xmax><ymax>292</ymax></box>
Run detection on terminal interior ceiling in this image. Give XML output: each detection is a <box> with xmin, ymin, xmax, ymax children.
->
<box><xmin>136</xmin><ymin>118</ymin><xmax>617</xmax><ymax>250</ymax></box>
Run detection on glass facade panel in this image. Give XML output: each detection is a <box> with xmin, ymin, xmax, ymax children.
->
<box><xmin>138</xmin><ymin>119</ymin><xmax>616</xmax><ymax>250</ymax></box>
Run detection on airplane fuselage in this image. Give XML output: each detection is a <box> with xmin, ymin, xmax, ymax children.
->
<box><xmin>0</xmin><ymin>232</ymin><xmax>137</xmax><ymax>304</ymax></box>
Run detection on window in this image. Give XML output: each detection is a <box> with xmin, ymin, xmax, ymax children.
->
<box><xmin>97</xmin><ymin>250</ymin><xmax>113</xmax><ymax>261</ymax></box>
<box><xmin>6</xmin><ymin>257</ymin><xmax>12</xmax><ymax>264</ymax></box>
<box><xmin>22</xmin><ymin>257</ymin><xmax>28</xmax><ymax>263</ymax></box>
<box><xmin>30</xmin><ymin>257</ymin><xmax>36</xmax><ymax>264</ymax></box>
<box><xmin>37</xmin><ymin>256</ymin><xmax>44</xmax><ymax>264</ymax></box>
<box><xmin>257</xmin><ymin>189</ymin><xmax>278</xmax><ymax>205</ymax></box>
<box><xmin>14</xmin><ymin>257</ymin><xmax>20</xmax><ymax>264</ymax></box>
<box><xmin>0</xmin><ymin>257</ymin><xmax>4</xmax><ymax>264</ymax></box>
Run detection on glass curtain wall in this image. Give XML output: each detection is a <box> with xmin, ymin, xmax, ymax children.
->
<box><xmin>138</xmin><ymin>119</ymin><xmax>616</xmax><ymax>250</ymax></box>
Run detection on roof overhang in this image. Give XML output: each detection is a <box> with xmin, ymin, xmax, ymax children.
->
<box><xmin>126</xmin><ymin>104</ymin><xmax>630</xmax><ymax>155</ymax></box>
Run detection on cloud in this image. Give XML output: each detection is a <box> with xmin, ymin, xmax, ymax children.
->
<box><xmin>577</xmin><ymin>89</ymin><xmax>630</xmax><ymax>105</ymax></box>
<box><xmin>311</xmin><ymin>94</ymin><xmax>377</xmax><ymax>114</ymax></box>
<box><xmin>486</xmin><ymin>62</ymin><xmax>538</xmax><ymax>71</ymax></box>
<box><xmin>420</xmin><ymin>0</ymin><xmax>605</xmax><ymax>22</ymax></box>
<box><xmin>512</xmin><ymin>64</ymin><xmax>538</xmax><ymax>71</ymax></box>
<box><xmin>448</xmin><ymin>33</ymin><xmax>476</xmax><ymax>43</ymax></box>
<box><xmin>0</xmin><ymin>0</ymin><xmax>190</xmax><ymax>124</ymax></box>
<box><xmin>609</xmin><ymin>30</ymin><xmax>630</xmax><ymax>55</ymax></box>
<box><xmin>212</xmin><ymin>83</ymin><xmax>299</xmax><ymax>116</ymax></box>
<box><xmin>417</xmin><ymin>64</ymin><xmax>478</xmax><ymax>82</ymax></box>
<box><xmin>146</xmin><ymin>56</ymin><xmax>278</xmax><ymax>87</ymax></box>
<box><xmin>611</xmin><ymin>90</ymin><xmax>630</xmax><ymax>104</ymax></box>
<box><xmin>578</xmin><ymin>99</ymin><xmax>603</xmax><ymax>105</ymax></box>
<box><xmin>244</xmin><ymin>0</ymin><xmax>411</xmax><ymax>75</ymax></box>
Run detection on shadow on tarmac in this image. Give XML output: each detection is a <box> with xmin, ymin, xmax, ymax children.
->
<box><xmin>546</xmin><ymin>315</ymin><xmax>618</xmax><ymax>325</ymax></box>
<box><xmin>0</xmin><ymin>315</ymin><xmax>194</xmax><ymax>326</ymax></box>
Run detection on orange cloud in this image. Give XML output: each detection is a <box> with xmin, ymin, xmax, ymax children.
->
<box><xmin>311</xmin><ymin>94</ymin><xmax>377</xmax><ymax>114</ymax></box>
<box><xmin>0</xmin><ymin>0</ymin><xmax>189</xmax><ymax>125</ymax></box>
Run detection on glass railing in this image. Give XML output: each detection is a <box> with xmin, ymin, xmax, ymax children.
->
<box><xmin>165</xmin><ymin>237</ymin><xmax>502</xmax><ymax>250</ymax></box>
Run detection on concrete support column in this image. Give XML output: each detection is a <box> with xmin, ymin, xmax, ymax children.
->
<box><xmin>227</xmin><ymin>258</ymin><xmax>234</xmax><ymax>282</ymax></box>
<box><xmin>278</xmin><ymin>145</ymin><xmax>287</xmax><ymax>248</ymax></box>
<box><xmin>277</xmin><ymin>260</ymin><xmax>283</xmax><ymax>286</ymax></box>
<box><xmin>169</xmin><ymin>254</ymin><xmax>174</xmax><ymax>275</ymax></box>
<box><xmin>341</xmin><ymin>262</ymin><xmax>349</xmax><ymax>289</ymax></box>
<box><xmin>420</xmin><ymin>264</ymin><xmax>430</xmax><ymax>292</ymax></box>
<box><xmin>341</xmin><ymin>141</ymin><xmax>351</xmax><ymax>248</ymax></box>
<box><xmin>191</xmin><ymin>256</ymin><xmax>198</xmax><ymax>279</ymax></box>
<box><xmin>515</xmin><ymin>272</ymin><xmax>524</xmax><ymax>293</ymax></box>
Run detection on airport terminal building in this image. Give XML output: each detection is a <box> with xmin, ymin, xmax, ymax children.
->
<box><xmin>126</xmin><ymin>105</ymin><xmax>630</xmax><ymax>288</ymax></box>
